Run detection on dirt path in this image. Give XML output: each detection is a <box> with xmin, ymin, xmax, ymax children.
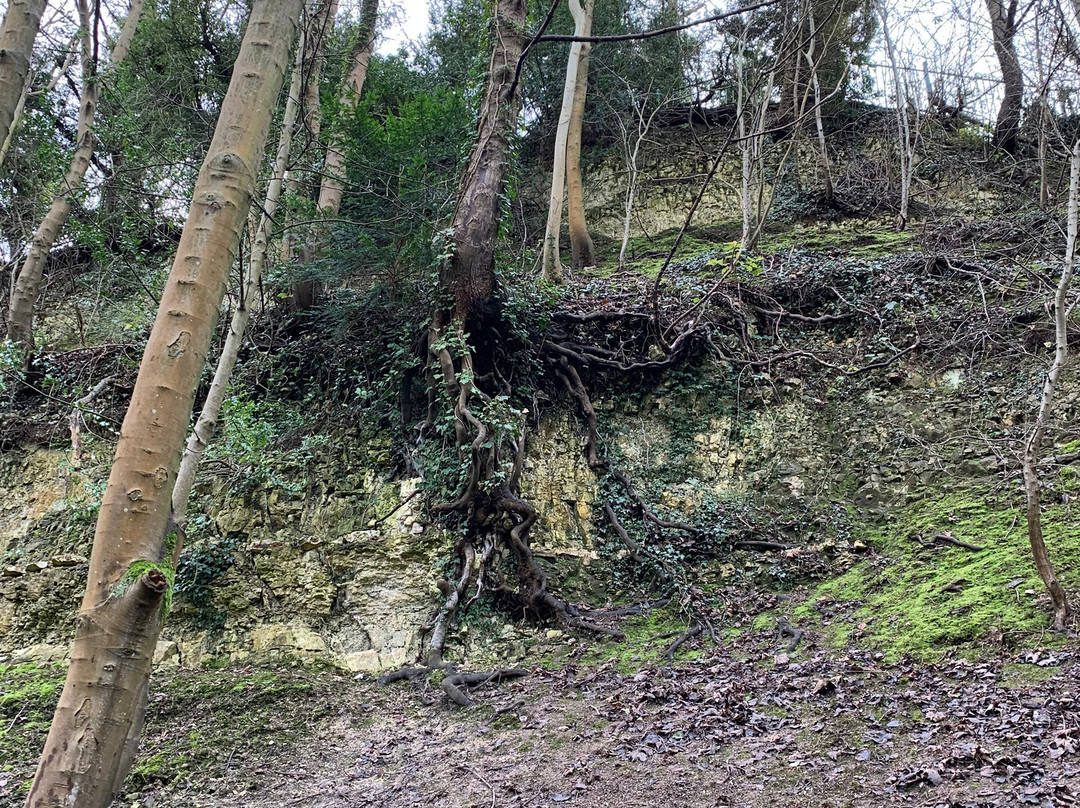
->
<box><xmin>127</xmin><ymin>631</ymin><xmax>1080</xmax><ymax>808</ymax></box>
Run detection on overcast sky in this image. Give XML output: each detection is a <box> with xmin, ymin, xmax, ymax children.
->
<box><xmin>375</xmin><ymin>0</ymin><xmax>432</xmax><ymax>55</ymax></box>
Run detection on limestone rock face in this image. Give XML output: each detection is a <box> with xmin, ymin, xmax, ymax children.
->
<box><xmin>3</xmin><ymin>361</ymin><xmax>1079</xmax><ymax>671</ymax></box>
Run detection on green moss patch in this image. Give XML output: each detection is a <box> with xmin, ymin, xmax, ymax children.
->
<box><xmin>0</xmin><ymin>662</ymin><xmax>66</xmax><ymax>799</ymax></box>
<box><xmin>795</xmin><ymin>493</ymin><xmax>1080</xmax><ymax>661</ymax></box>
<box><xmin>570</xmin><ymin>604</ymin><xmax>702</xmax><ymax>673</ymax></box>
<box><xmin>125</xmin><ymin>666</ymin><xmax>335</xmax><ymax>795</ymax></box>
<box><xmin>758</xmin><ymin>220</ymin><xmax>914</xmax><ymax>257</ymax></box>
<box><xmin>114</xmin><ymin>558</ymin><xmax>177</xmax><ymax>617</ymax></box>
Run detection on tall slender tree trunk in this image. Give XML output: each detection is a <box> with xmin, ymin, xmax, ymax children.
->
<box><xmin>442</xmin><ymin>0</ymin><xmax>528</xmax><ymax>322</ymax></box>
<box><xmin>541</xmin><ymin>0</ymin><xmax>587</xmax><ymax>284</ymax></box>
<box><xmin>25</xmin><ymin>3</ymin><xmax>303</xmax><ymax>806</ymax></box>
<box><xmin>0</xmin><ymin>68</ymin><xmax>30</xmax><ymax>169</ymax></box>
<box><xmin>7</xmin><ymin>0</ymin><xmax>144</xmax><ymax>352</ymax></box>
<box><xmin>617</xmin><ymin>92</ymin><xmax>663</xmax><ymax>271</ymax></box>
<box><xmin>302</xmin><ymin>0</ymin><xmax>339</xmax><ymax>142</ymax></box>
<box><xmin>292</xmin><ymin>0</ymin><xmax>378</xmax><ymax>311</ymax></box>
<box><xmin>737</xmin><ymin>39</ymin><xmax>752</xmax><ymax>245</ymax></box>
<box><xmin>805</xmin><ymin>8</ymin><xmax>833</xmax><ymax>202</ymax></box>
<box><xmin>280</xmin><ymin>0</ymin><xmax>336</xmax><ymax>275</ymax></box>
<box><xmin>986</xmin><ymin>0</ymin><xmax>1023</xmax><ymax>155</ymax></box>
<box><xmin>0</xmin><ymin>0</ymin><xmax>48</xmax><ymax>166</ymax></box>
<box><xmin>318</xmin><ymin>0</ymin><xmax>377</xmax><ymax>217</ymax></box>
<box><xmin>565</xmin><ymin>0</ymin><xmax>595</xmax><ymax>271</ymax></box>
<box><xmin>878</xmin><ymin>2</ymin><xmax>912</xmax><ymax>230</ymax></box>
<box><xmin>1021</xmin><ymin>139</ymin><xmax>1079</xmax><ymax>632</ymax></box>
<box><xmin>172</xmin><ymin>22</ymin><xmax>308</xmax><ymax>523</ymax></box>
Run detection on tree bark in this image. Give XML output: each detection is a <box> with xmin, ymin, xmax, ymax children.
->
<box><xmin>541</xmin><ymin>0</ymin><xmax>587</xmax><ymax>283</ymax></box>
<box><xmin>25</xmin><ymin>3</ymin><xmax>304</xmax><ymax>806</ymax></box>
<box><xmin>7</xmin><ymin>0</ymin><xmax>144</xmax><ymax>352</ymax></box>
<box><xmin>291</xmin><ymin>0</ymin><xmax>377</xmax><ymax>311</ymax></box>
<box><xmin>565</xmin><ymin>0</ymin><xmax>595</xmax><ymax>270</ymax></box>
<box><xmin>986</xmin><ymin>0</ymin><xmax>1023</xmax><ymax>155</ymax></box>
<box><xmin>805</xmin><ymin>7</ymin><xmax>833</xmax><ymax>202</ymax></box>
<box><xmin>302</xmin><ymin>0</ymin><xmax>339</xmax><ymax>143</ymax></box>
<box><xmin>442</xmin><ymin>0</ymin><xmax>528</xmax><ymax>322</ymax></box>
<box><xmin>878</xmin><ymin>2</ymin><xmax>912</xmax><ymax>230</ymax></box>
<box><xmin>173</xmin><ymin>22</ymin><xmax>308</xmax><ymax>523</ymax></box>
<box><xmin>1021</xmin><ymin>139</ymin><xmax>1078</xmax><ymax>632</ymax></box>
<box><xmin>616</xmin><ymin>91</ymin><xmax>663</xmax><ymax>271</ymax></box>
<box><xmin>0</xmin><ymin>0</ymin><xmax>48</xmax><ymax>167</ymax></box>
<box><xmin>317</xmin><ymin>0</ymin><xmax>376</xmax><ymax>216</ymax></box>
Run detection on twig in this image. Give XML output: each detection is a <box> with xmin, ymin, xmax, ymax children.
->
<box><xmin>461</xmin><ymin>764</ymin><xmax>497</xmax><ymax>808</ymax></box>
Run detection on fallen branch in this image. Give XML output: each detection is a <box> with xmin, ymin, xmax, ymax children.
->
<box><xmin>732</xmin><ymin>540</ymin><xmax>788</xmax><ymax>552</ymax></box>
<box><xmin>933</xmin><ymin>532</ymin><xmax>984</xmax><ymax>553</ymax></box>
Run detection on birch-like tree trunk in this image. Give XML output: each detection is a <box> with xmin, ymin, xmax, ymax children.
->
<box><xmin>0</xmin><ymin>0</ymin><xmax>48</xmax><ymax>165</ymax></box>
<box><xmin>541</xmin><ymin>0</ymin><xmax>587</xmax><ymax>283</ymax></box>
<box><xmin>318</xmin><ymin>0</ymin><xmax>377</xmax><ymax>215</ymax></box>
<box><xmin>292</xmin><ymin>0</ymin><xmax>378</xmax><ymax>310</ymax></box>
<box><xmin>303</xmin><ymin>0</ymin><xmax>339</xmax><ymax>142</ymax></box>
<box><xmin>736</xmin><ymin>23</ymin><xmax>775</xmax><ymax>252</ymax></box>
<box><xmin>805</xmin><ymin>7</ymin><xmax>833</xmax><ymax>202</ymax></box>
<box><xmin>172</xmin><ymin>24</ymin><xmax>308</xmax><ymax>523</ymax></box>
<box><xmin>25</xmin><ymin>3</ymin><xmax>303</xmax><ymax>805</ymax></box>
<box><xmin>0</xmin><ymin>36</ymin><xmax>76</xmax><ymax>168</ymax></box>
<box><xmin>1021</xmin><ymin>139</ymin><xmax>1079</xmax><ymax>632</ymax></box>
<box><xmin>738</xmin><ymin>46</ymin><xmax>752</xmax><ymax>245</ymax></box>
<box><xmin>878</xmin><ymin>2</ymin><xmax>913</xmax><ymax>230</ymax></box>
<box><xmin>616</xmin><ymin>85</ymin><xmax>664</xmax><ymax>271</ymax></box>
<box><xmin>565</xmin><ymin>0</ymin><xmax>595</xmax><ymax>271</ymax></box>
<box><xmin>7</xmin><ymin>0</ymin><xmax>144</xmax><ymax>351</ymax></box>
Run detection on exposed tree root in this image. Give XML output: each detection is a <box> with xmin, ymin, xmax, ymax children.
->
<box><xmin>777</xmin><ymin>617</ymin><xmax>803</xmax><ymax>652</ymax></box>
<box><xmin>663</xmin><ymin>622</ymin><xmax>702</xmax><ymax>665</ymax></box>
<box><xmin>389</xmin><ymin>213</ymin><xmax>963</xmax><ymax>694</ymax></box>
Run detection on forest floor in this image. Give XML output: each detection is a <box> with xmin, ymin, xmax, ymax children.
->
<box><xmin>126</xmin><ymin>628</ymin><xmax>1080</xmax><ymax>808</ymax></box>
<box><xmin>7</xmin><ymin>617</ymin><xmax>1076</xmax><ymax>808</ymax></box>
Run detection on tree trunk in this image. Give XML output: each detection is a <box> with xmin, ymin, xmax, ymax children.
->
<box><xmin>318</xmin><ymin>0</ymin><xmax>378</xmax><ymax>216</ymax></box>
<box><xmin>173</xmin><ymin>22</ymin><xmax>308</xmax><ymax>523</ymax></box>
<box><xmin>986</xmin><ymin>0</ymin><xmax>1023</xmax><ymax>155</ymax></box>
<box><xmin>25</xmin><ymin>3</ymin><xmax>303</xmax><ymax>806</ymax></box>
<box><xmin>541</xmin><ymin>0</ymin><xmax>587</xmax><ymax>283</ymax></box>
<box><xmin>0</xmin><ymin>0</ymin><xmax>48</xmax><ymax>167</ymax></box>
<box><xmin>805</xmin><ymin>8</ymin><xmax>833</xmax><ymax>202</ymax></box>
<box><xmin>737</xmin><ymin>40</ymin><xmax>751</xmax><ymax>245</ymax></box>
<box><xmin>442</xmin><ymin>0</ymin><xmax>528</xmax><ymax>322</ymax></box>
<box><xmin>565</xmin><ymin>0</ymin><xmax>595</xmax><ymax>271</ymax></box>
<box><xmin>7</xmin><ymin>0</ymin><xmax>144</xmax><ymax>352</ymax></box>
<box><xmin>291</xmin><ymin>0</ymin><xmax>377</xmax><ymax>311</ymax></box>
<box><xmin>1021</xmin><ymin>139</ymin><xmax>1078</xmax><ymax>632</ymax></box>
<box><xmin>878</xmin><ymin>2</ymin><xmax>912</xmax><ymax>230</ymax></box>
<box><xmin>302</xmin><ymin>0</ymin><xmax>339</xmax><ymax>143</ymax></box>
<box><xmin>0</xmin><ymin>67</ymin><xmax>30</xmax><ymax>169</ymax></box>
<box><xmin>617</xmin><ymin>94</ymin><xmax>663</xmax><ymax>271</ymax></box>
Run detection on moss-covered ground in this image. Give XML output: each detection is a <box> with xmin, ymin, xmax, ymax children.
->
<box><xmin>0</xmin><ymin>662</ymin><xmax>65</xmax><ymax>798</ymax></box>
<box><xmin>0</xmin><ymin>662</ymin><xmax>339</xmax><ymax>804</ymax></box>
<box><xmin>791</xmin><ymin>491</ymin><xmax>1080</xmax><ymax>661</ymax></box>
